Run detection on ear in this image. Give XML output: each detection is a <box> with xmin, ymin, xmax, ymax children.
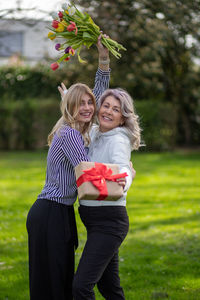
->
<box><xmin>120</xmin><ymin>116</ymin><xmax>125</xmax><ymax>126</ymax></box>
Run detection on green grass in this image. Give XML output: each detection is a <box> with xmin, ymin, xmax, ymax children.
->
<box><xmin>0</xmin><ymin>151</ymin><xmax>200</xmax><ymax>300</ymax></box>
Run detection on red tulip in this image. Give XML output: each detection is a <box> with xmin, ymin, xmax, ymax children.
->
<box><xmin>64</xmin><ymin>57</ymin><xmax>70</xmax><ymax>61</ymax></box>
<box><xmin>69</xmin><ymin>48</ymin><xmax>75</xmax><ymax>56</ymax></box>
<box><xmin>58</xmin><ymin>11</ymin><xmax>63</xmax><ymax>20</ymax></box>
<box><xmin>50</xmin><ymin>62</ymin><xmax>59</xmax><ymax>71</ymax></box>
<box><xmin>67</xmin><ymin>21</ymin><xmax>78</xmax><ymax>35</ymax></box>
<box><xmin>52</xmin><ymin>20</ymin><xmax>59</xmax><ymax>28</ymax></box>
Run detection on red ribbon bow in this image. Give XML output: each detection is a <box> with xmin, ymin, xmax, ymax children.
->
<box><xmin>76</xmin><ymin>162</ymin><xmax>128</xmax><ymax>200</ymax></box>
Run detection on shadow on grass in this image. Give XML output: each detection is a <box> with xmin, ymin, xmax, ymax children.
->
<box><xmin>120</xmin><ymin>233</ymin><xmax>200</xmax><ymax>299</ymax></box>
<box><xmin>130</xmin><ymin>213</ymin><xmax>200</xmax><ymax>230</ymax></box>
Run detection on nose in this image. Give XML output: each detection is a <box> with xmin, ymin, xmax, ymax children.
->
<box><xmin>83</xmin><ymin>103</ymin><xmax>90</xmax><ymax>110</ymax></box>
<box><xmin>105</xmin><ymin>107</ymin><xmax>112</xmax><ymax>114</ymax></box>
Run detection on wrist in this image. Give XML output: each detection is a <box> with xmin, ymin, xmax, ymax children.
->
<box><xmin>99</xmin><ymin>58</ymin><xmax>110</xmax><ymax>65</ymax></box>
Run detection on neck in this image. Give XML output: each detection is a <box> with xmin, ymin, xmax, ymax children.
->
<box><xmin>99</xmin><ymin>126</ymin><xmax>111</xmax><ymax>133</ymax></box>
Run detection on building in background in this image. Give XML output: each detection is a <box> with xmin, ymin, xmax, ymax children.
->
<box><xmin>0</xmin><ymin>18</ymin><xmax>57</xmax><ymax>66</ymax></box>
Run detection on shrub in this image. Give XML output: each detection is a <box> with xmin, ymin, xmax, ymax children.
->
<box><xmin>0</xmin><ymin>98</ymin><xmax>60</xmax><ymax>150</ymax></box>
<box><xmin>135</xmin><ymin>100</ymin><xmax>177</xmax><ymax>150</ymax></box>
<box><xmin>0</xmin><ymin>97</ymin><xmax>177</xmax><ymax>151</ymax></box>
<box><xmin>0</xmin><ymin>63</ymin><xmax>80</xmax><ymax>100</ymax></box>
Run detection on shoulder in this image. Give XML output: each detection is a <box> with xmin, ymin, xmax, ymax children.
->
<box><xmin>111</xmin><ymin>128</ymin><xmax>131</xmax><ymax>147</ymax></box>
<box><xmin>59</xmin><ymin>125</ymin><xmax>82</xmax><ymax>138</ymax></box>
<box><xmin>58</xmin><ymin>125</ymin><xmax>84</xmax><ymax>145</ymax></box>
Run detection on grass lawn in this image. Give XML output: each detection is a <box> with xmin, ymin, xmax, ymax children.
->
<box><xmin>0</xmin><ymin>150</ymin><xmax>200</xmax><ymax>300</ymax></box>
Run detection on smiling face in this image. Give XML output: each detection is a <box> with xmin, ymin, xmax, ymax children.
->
<box><xmin>75</xmin><ymin>93</ymin><xmax>95</xmax><ymax>126</ymax></box>
<box><xmin>98</xmin><ymin>95</ymin><xmax>124</xmax><ymax>132</ymax></box>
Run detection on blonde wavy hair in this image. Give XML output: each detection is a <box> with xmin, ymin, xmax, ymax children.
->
<box><xmin>98</xmin><ymin>88</ymin><xmax>141</xmax><ymax>150</ymax></box>
<box><xmin>48</xmin><ymin>83</ymin><xmax>96</xmax><ymax>146</ymax></box>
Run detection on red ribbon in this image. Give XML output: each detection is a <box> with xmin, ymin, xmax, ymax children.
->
<box><xmin>76</xmin><ymin>162</ymin><xmax>128</xmax><ymax>200</ymax></box>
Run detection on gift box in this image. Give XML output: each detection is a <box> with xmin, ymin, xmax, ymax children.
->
<box><xmin>75</xmin><ymin>161</ymin><xmax>128</xmax><ymax>201</ymax></box>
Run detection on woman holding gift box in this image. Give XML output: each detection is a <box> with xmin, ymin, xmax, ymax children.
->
<box><xmin>72</xmin><ymin>87</ymin><xmax>141</xmax><ymax>300</ymax></box>
<box><xmin>26</xmin><ymin>36</ymin><xmax>111</xmax><ymax>300</ymax></box>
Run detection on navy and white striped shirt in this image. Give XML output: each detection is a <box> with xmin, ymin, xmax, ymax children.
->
<box><xmin>37</xmin><ymin>68</ymin><xmax>110</xmax><ymax>205</ymax></box>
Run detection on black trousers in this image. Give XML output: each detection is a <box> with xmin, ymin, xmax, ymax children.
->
<box><xmin>73</xmin><ymin>205</ymin><xmax>129</xmax><ymax>300</ymax></box>
<box><xmin>26</xmin><ymin>199</ymin><xmax>78</xmax><ymax>300</ymax></box>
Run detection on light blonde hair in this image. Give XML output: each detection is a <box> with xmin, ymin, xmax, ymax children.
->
<box><xmin>98</xmin><ymin>88</ymin><xmax>141</xmax><ymax>150</ymax></box>
<box><xmin>48</xmin><ymin>83</ymin><xmax>96</xmax><ymax>146</ymax></box>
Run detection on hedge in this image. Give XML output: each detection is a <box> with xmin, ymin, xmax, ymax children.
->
<box><xmin>0</xmin><ymin>64</ymin><xmax>80</xmax><ymax>100</ymax></box>
<box><xmin>0</xmin><ymin>98</ymin><xmax>60</xmax><ymax>150</ymax></box>
<box><xmin>0</xmin><ymin>97</ymin><xmax>176</xmax><ymax>151</ymax></box>
<box><xmin>135</xmin><ymin>100</ymin><xmax>177</xmax><ymax>151</ymax></box>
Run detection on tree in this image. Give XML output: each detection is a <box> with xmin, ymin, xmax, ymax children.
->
<box><xmin>77</xmin><ymin>0</ymin><xmax>200</xmax><ymax>145</ymax></box>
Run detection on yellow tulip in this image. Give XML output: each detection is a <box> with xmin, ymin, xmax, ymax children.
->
<box><xmin>48</xmin><ymin>32</ymin><xmax>56</xmax><ymax>40</ymax></box>
<box><xmin>56</xmin><ymin>23</ymin><xmax>65</xmax><ymax>32</ymax></box>
<box><xmin>61</xmin><ymin>20</ymin><xmax>68</xmax><ymax>27</ymax></box>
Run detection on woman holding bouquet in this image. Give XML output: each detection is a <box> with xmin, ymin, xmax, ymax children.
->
<box><xmin>26</xmin><ymin>36</ymin><xmax>112</xmax><ymax>300</ymax></box>
<box><xmin>59</xmin><ymin>45</ymin><xmax>141</xmax><ymax>298</ymax></box>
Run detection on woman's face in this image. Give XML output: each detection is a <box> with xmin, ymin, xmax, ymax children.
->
<box><xmin>76</xmin><ymin>93</ymin><xmax>95</xmax><ymax>125</ymax></box>
<box><xmin>98</xmin><ymin>95</ymin><xmax>124</xmax><ymax>132</ymax></box>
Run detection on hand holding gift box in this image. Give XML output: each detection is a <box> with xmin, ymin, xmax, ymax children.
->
<box><xmin>75</xmin><ymin>162</ymin><xmax>128</xmax><ymax>201</ymax></box>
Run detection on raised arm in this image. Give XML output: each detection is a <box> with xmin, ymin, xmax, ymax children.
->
<box><xmin>97</xmin><ymin>35</ymin><xmax>110</xmax><ymax>72</ymax></box>
<box><xmin>92</xmin><ymin>35</ymin><xmax>111</xmax><ymax>105</ymax></box>
<box><xmin>58</xmin><ymin>35</ymin><xmax>111</xmax><ymax>104</ymax></box>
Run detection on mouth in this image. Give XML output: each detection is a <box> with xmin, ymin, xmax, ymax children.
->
<box><xmin>101</xmin><ymin>115</ymin><xmax>112</xmax><ymax>122</ymax></box>
<box><xmin>80</xmin><ymin>112</ymin><xmax>92</xmax><ymax>118</ymax></box>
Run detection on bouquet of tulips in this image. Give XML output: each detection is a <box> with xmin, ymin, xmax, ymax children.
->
<box><xmin>48</xmin><ymin>1</ymin><xmax>126</xmax><ymax>70</ymax></box>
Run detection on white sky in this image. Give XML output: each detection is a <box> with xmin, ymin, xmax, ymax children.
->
<box><xmin>0</xmin><ymin>0</ymin><xmax>66</xmax><ymax>19</ymax></box>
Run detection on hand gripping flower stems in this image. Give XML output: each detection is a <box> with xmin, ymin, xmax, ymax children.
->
<box><xmin>48</xmin><ymin>1</ymin><xmax>126</xmax><ymax>70</ymax></box>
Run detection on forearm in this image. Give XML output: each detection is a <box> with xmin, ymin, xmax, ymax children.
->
<box><xmin>98</xmin><ymin>57</ymin><xmax>110</xmax><ymax>71</ymax></box>
<box><xmin>120</xmin><ymin>166</ymin><xmax>132</xmax><ymax>192</ymax></box>
<box><xmin>93</xmin><ymin>68</ymin><xmax>110</xmax><ymax>105</ymax></box>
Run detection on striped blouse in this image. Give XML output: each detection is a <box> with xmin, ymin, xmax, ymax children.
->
<box><xmin>37</xmin><ymin>68</ymin><xmax>110</xmax><ymax>205</ymax></box>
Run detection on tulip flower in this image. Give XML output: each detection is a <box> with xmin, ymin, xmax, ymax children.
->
<box><xmin>50</xmin><ymin>62</ymin><xmax>59</xmax><ymax>71</ymax></box>
<box><xmin>56</xmin><ymin>23</ymin><xmax>65</xmax><ymax>32</ymax></box>
<box><xmin>69</xmin><ymin>48</ymin><xmax>75</xmax><ymax>56</ymax></box>
<box><xmin>55</xmin><ymin>43</ymin><xmax>61</xmax><ymax>51</ymax></box>
<box><xmin>65</xmin><ymin>46</ymin><xmax>72</xmax><ymax>54</ymax></box>
<box><xmin>48</xmin><ymin>32</ymin><xmax>56</xmax><ymax>40</ymax></box>
<box><xmin>67</xmin><ymin>21</ymin><xmax>78</xmax><ymax>35</ymax></box>
<box><xmin>52</xmin><ymin>20</ymin><xmax>59</xmax><ymax>28</ymax></box>
<box><xmin>58</xmin><ymin>11</ymin><xmax>63</xmax><ymax>20</ymax></box>
<box><xmin>64</xmin><ymin>57</ymin><xmax>70</xmax><ymax>61</ymax></box>
<box><xmin>61</xmin><ymin>20</ymin><xmax>68</xmax><ymax>27</ymax></box>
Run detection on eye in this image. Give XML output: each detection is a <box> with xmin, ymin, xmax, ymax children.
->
<box><xmin>114</xmin><ymin>108</ymin><xmax>120</xmax><ymax>112</ymax></box>
<box><xmin>88</xmin><ymin>100</ymin><xmax>93</xmax><ymax>105</ymax></box>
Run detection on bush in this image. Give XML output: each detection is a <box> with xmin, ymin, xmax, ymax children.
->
<box><xmin>135</xmin><ymin>100</ymin><xmax>177</xmax><ymax>150</ymax></box>
<box><xmin>0</xmin><ymin>64</ymin><xmax>81</xmax><ymax>100</ymax></box>
<box><xmin>0</xmin><ymin>97</ymin><xmax>177</xmax><ymax>151</ymax></box>
<box><xmin>0</xmin><ymin>98</ymin><xmax>60</xmax><ymax>150</ymax></box>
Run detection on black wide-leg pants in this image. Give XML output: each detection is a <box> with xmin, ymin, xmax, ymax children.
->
<box><xmin>73</xmin><ymin>205</ymin><xmax>129</xmax><ymax>300</ymax></box>
<box><xmin>26</xmin><ymin>199</ymin><xmax>78</xmax><ymax>300</ymax></box>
